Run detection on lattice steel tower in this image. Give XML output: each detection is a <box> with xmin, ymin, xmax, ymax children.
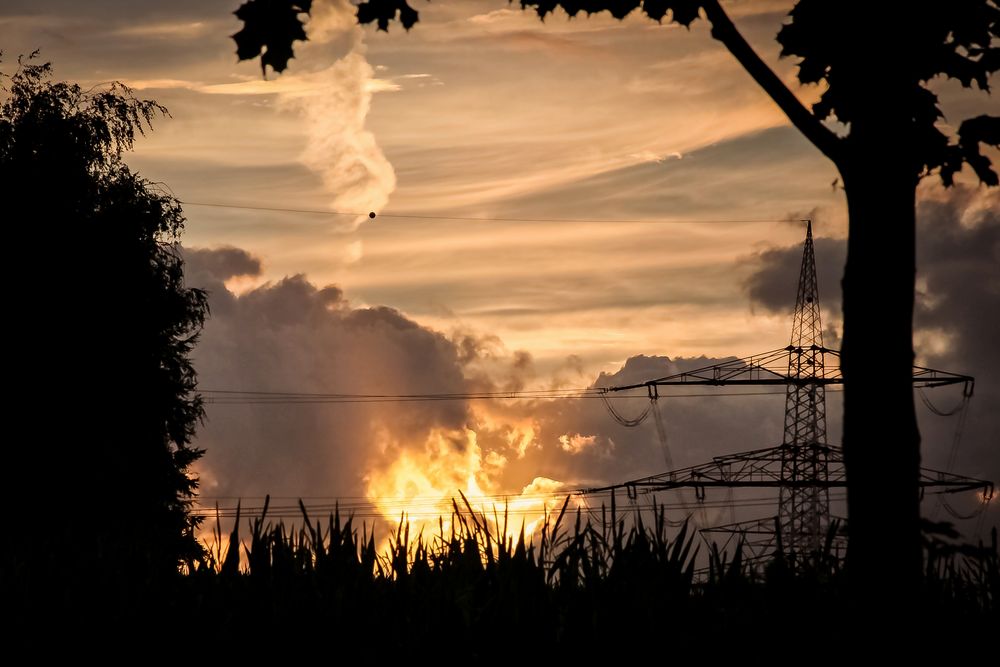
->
<box><xmin>588</xmin><ymin>221</ymin><xmax>989</xmax><ymax>561</ymax></box>
<box><xmin>779</xmin><ymin>221</ymin><xmax>829</xmax><ymax>554</ymax></box>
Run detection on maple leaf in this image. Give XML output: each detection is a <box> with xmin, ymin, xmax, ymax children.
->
<box><xmin>232</xmin><ymin>0</ymin><xmax>313</xmax><ymax>77</ymax></box>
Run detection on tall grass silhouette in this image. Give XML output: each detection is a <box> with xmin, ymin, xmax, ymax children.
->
<box><xmin>176</xmin><ymin>494</ymin><xmax>997</xmax><ymax>654</ymax></box>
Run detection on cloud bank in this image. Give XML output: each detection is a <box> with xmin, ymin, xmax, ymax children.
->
<box><xmin>185</xmin><ymin>246</ymin><xmax>809</xmax><ymax>540</ymax></box>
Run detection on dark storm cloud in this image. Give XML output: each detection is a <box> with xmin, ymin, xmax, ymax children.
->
<box><xmin>744</xmin><ymin>235</ymin><xmax>846</xmax><ymax>314</ymax></box>
<box><xmin>744</xmin><ymin>188</ymin><xmax>999</xmax><ymax>371</ymax></box>
<box><xmin>185</xmin><ymin>245</ymin><xmax>262</xmax><ymax>282</ymax></box>
<box><xmin>914</xmin><ymin>192</ymin><xmax>1000</xmax><ymax>376</ymax></box>
<box><xmin>183</xmin><ymin>246</ymin><xmax>471</xmax><ymax>500</ymax></box>
<box><xmin>182</xmin><ymin>245</ymin><xmax>806</xmax><ymax>536</ymax></box>
<box><xmin>912</xmin><ymin>190</ymin><xmax>999</xmax><ymax>534</ymax></box>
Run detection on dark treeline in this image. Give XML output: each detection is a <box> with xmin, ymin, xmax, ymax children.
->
<box><xmin>3</xmin><ymin>55</ymin><xmax>206</xmax><ymax>600</ymax></box>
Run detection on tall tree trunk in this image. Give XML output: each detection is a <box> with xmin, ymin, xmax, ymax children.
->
<box><xmin>840</xmin><ymin>156</ymin><xmax>921</xmax><ymax>606</ymax></box>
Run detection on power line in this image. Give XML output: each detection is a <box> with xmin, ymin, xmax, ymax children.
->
<box><xmin>180</xmin><ymin>200</ymin><xmax>802</xmax><ymax>225</ymax></box>
<box><xmin>199</xmin><ymin>387</ymin><xmax>841</xmax><ymax>405</ymax></box>
<box><xmin>190</xmin><ymin>485</ymin><xmax>971</xmax><ymax>521</ymax></box>
<box><xmin>201</xmin><ymin>387</ymin><xmax>599</xmax><ymax>398</ymax></box>
<box><xmin>191</xmin><ymin>494</ymin><xmax>841</xmax><ymax>519</ymax></box>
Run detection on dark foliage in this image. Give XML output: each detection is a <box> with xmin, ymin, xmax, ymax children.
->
<box><xmin>1</xmin><ymin>55</ymin><xmax>208</xmax><ymax>599</ymax></box>
<box><xmin>776</xmin><ymin>0</ymin><xmax>1000</xmax><ymax>185</ymax></box>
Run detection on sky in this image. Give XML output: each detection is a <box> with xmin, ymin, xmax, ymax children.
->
<box><xmin>2</xmin><ymin>0</ymin><xmax>997</xmax><ymax>541</ymax></box>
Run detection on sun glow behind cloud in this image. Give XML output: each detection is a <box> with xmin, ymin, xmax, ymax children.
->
<box><xmin>364</xmin><ymin>406</ymin><xmax>584</xmax><ymax>547</ymax></box>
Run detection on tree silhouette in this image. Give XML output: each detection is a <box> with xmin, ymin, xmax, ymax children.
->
<box><xmin>230</xmin><ymin>0</ymin><xmax>999</xmax><ymax>605</ymax></box>
<box><xmin>2</xmin><ymin>55</ymin><xmax>208</xmax><ymax>595</ymax></box>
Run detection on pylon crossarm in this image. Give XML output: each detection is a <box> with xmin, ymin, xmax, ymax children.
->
<box><xmin>579</xmin><ymin>445</ymin><xmax>842</xmax><ymax>494</ymax></box>
<box><xmin>910</xmin><ymin>365</ymin><xmax>975</xmax><ymax>390</ymax></box>
<box><xmin>578</xmin><ymin>444</ymin><xmax>990</xmax><ymax>496</ymax></box>
<box><xmin>605</xmin><ymin>347</ymin><xmax>840</xmax><ymax>392</ymax></box>
<box><xmin>918</xmin><ymin>468</ymin><xmax>994</xmax><ymax>496</ymax></box>
<box><xmin>604</xmin><ymin>348</ymin><xmax>970</xmax><ymax>392</ymax></box>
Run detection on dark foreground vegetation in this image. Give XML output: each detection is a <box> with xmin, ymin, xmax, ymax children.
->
<box><xmin>8</xmin><ymin>498</ymin><xmax>996</xmax><ymax>656</ymax></box>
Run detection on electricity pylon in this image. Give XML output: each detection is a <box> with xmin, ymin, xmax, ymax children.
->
<box><xmin>778</xmin><ymin>219</ymin><xmax>829</xmax><ymax>554</ymax></box>
<box><xmin>588</xmin><ymin>222</ymin><xmax>992</xmax><ymax>561</ymax></box>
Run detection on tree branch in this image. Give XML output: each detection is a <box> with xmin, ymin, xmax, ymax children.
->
<box><xmin>701</xmin><ymin>0</ymin><xmax>843</xmax><ymax>165</ymax></box>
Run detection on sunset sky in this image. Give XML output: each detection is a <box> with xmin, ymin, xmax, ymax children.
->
<box><xmin>3</xmin><ymin>0</ymin><xmax>997</xmax><ymax>536</ymax></box>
